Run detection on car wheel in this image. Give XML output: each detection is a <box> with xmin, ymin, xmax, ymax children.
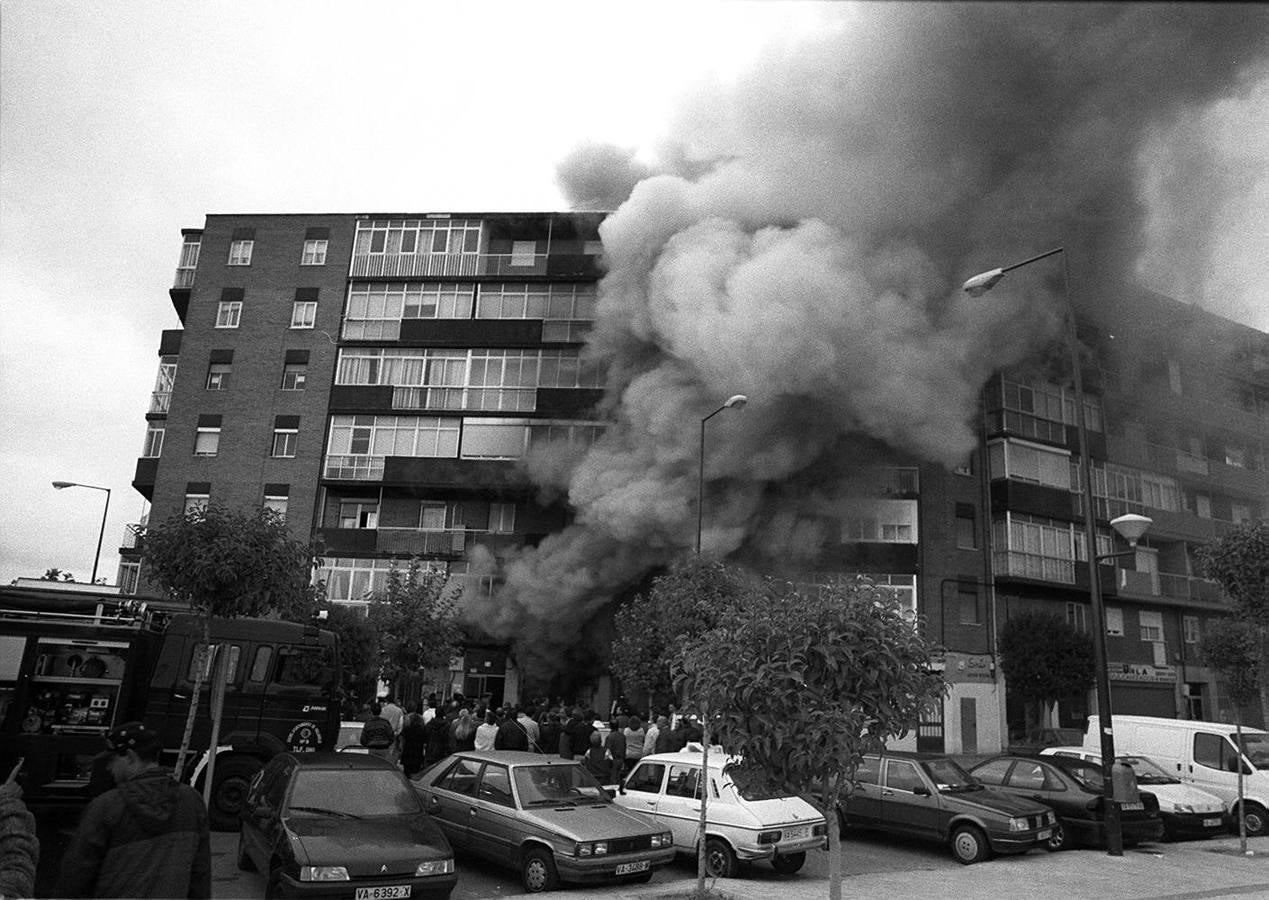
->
<box><xmin>208</xmin><ymin>757</ymin><xmax>263</xmax><ymax>831</ymax></box>
<box><xmin>521</xmin><ymin>847</ymin><xmax>559</xmax><ymax>893</ymax></box>
<box><xmin>1241</xmin><ymin>802</ymin><xmax>1269</xmax><ymax>837</ymax></box>
<box><xmin>1046</xmin><ymin>819</ymin><xmax>1068</xmax><ymax>852</ymax></box>
<box><xmin>772</xmin><ymin>851</ymin><xmax>806</xmax><ymax>875</ymax></box>
<box><xmin>950</xmin><ymin>824</ymin><xmax>990</xmax><ymax>865</ymax></box>
<box><xmin>704</xmin><ymin>837</ymin><xmax>737</xmax><ymax>879</ymax></box>
<box><xmin>235</xmin><ymin>828</ymin><xmax>255</xmax><ymax>872</ymax></box>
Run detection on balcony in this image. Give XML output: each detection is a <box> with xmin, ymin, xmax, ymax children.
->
<box><xmin>843</xmin><ymin>466</ymin><xmax>920</xmax><ymax>496</ymax></box>
<box><xmin>324</xmin><ymin>455</ymin><xmax>385</xmax><ymax>480</ymax></box>
<box><xmin>121</xmin><ymin>523</ymin><xmax>145</xmax><ymax>550</ymax></box>
<box><xmin>392</xmin><ymin>386</ymin><xmax>536</xmax><ymax>413</ymax></box>
<box><xmin>149</xmin><ymin>392</ymin><xmax>171</xmax><ymax>415</ymax></box>
<box><xmin>173</xmin><ymin>267</ymin><xmax>196</xmax><ymax>289</ymax></box>
<box><xmin>377</xmin><ymin>528</ymin><xmax>468</xmax><ymax>557</ymax></box>
<box><xmin>350</xmin><ymin>252</ymin><xmax>549</xmax><ymax>279</ymax></box>
<box><xmin>1158</xmin><ymin>571</ymin><xmax>1224</xmax><ymax>604</ymax></box>
<box><xmin>992</xmin><ymin>550</ymin><xmax>1075</xmax><ymax>585</ymax></box>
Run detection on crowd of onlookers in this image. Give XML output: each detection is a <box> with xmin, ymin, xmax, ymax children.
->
<box><xmin>357</xmin><ymin>694</ymin><xmax>706</xmax><ymax>785</ymax></box>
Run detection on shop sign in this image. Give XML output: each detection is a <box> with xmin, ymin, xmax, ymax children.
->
<box><xmin>944</xmin><ymin>653</ymin><xmax>996</xmax><ymax>683</ymax></box>
<box><xmin>1109</xmin><ymin>662</ymin><xmax>1176</xmax><ymax>683</ymax></box>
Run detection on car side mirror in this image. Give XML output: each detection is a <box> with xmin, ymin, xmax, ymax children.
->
<box><xmin>912</xmin><ymin>786</ymin><xmax>930</xmax><ymax>797</ymax></box>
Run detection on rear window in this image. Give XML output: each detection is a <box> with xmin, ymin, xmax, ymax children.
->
<box><xmin>970</xmin><ymin>758</ymin><xmax>1011</xmax><ymax>785</ymax></box>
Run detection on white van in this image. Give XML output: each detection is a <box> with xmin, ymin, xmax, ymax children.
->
<box><xmin>1086</xmin><ymin>715</ymin><xmax>1269</xmax><ymax>835</ymax></box>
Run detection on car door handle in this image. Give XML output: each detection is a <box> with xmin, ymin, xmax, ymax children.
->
<box><xmin>643</xmin><ymin>800</ymin><xmax>657</xmax><ymax>806</ymax></box>
<box><xmin>1031</xmin><ymin>795</ymin><xmax>1044</xmax><ymax>802</ymax></box>
<box><xmin>882</xmin><ymin>790</ymin><xmax>895</xmax><ymax>796</ymax></box>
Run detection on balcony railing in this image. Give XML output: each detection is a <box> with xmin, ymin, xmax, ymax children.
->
<box><xmin>992</xmin><ymin>550</ymin><xmax>1075</xmax><ymax>584</ymax></box>
<box><xmin>392</xmin><ymin>386</ymin><xmax>537</xmax><ymax>413</ymax></box>
<box><xmin>1158</xmin><ymin>571</ymin><xmax>1225</xmax><ymax>604</ymax></box>
<box><xmin>842</xmin><ymin>467</ymin><xmax>920</xmax><ymax>495</ymax></box>
<box><xmin>376</xmin><ymin>528</ymin><xmax>468</xmax><ymax>556</ymax></box>
<box><xmin>121</xmin><ymin>523</ymin><xmax>145</xmax><ymax>550</ymax></box>
<box><xmin>324</xmin><ymin>455</ymin><xmax>385</xmax><ymax>480</ymax></box>
<box><xmin>149</xmin><ymin>392</ymin><xmax>171</xmax><ymax>415</ymax></box>
<box><xmin>173</xmin><ymin>267</ymin><xmax>196</xmax><ymax>289</ymax></box>
<box><xmin>350</xmin><ymin>252</ymin><xmax>548</xmax><ymax>279</ymax></box>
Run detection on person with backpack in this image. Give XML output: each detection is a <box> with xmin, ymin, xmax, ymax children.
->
<box><xmin>359</xmin><ymin>703</ymin><xmax>396</xmax><ymax>760</ymax></box>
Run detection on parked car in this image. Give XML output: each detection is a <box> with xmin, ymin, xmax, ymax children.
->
<box><xmin>237</xmin><ymin>751</ymin><xmax>456</xmax><ymax>899</ymax></box>
<box><xmin>1008</xmin><ymin>727</ymin><xmax>1085</xmax><ymax>755</ymax></box>
<box><xmin>837</xmin><ymin>752</ymin><xmax>1056</xmax><ymax>864</ymax></box>
<box><xmin>614</xmin><ymin>745</ymin><xmax>827</xmax><ymax>878</ymax></box>
<box><xmin>414</xmin><ymin>750</ymin><xmax>674</xmax><ymax>893</ymax></box>
<box><xmin>1040</xmin><ymin>747</ymin><xmax>1227</xmax><ymax>840</ymax></box>
<box><xmin>969</xmin><ymin>754</ymin><xmax>1164</xmax><ymax>850</ymax></box>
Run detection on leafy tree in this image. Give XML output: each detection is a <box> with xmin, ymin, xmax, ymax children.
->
<box><xmin>610</xmin><ymin>559</ymin><xmax>753</xmax><ymax>706</ymax></box>
<box><xmin>41</xmin><ymin>568</ymin><xmax>75</xmax><ymax>582</ymax></box>
<box><xmin>998</xmin><ymin>611</ymin><xmax>1095</xmax><ymax>737</ymax></box>
<box><xmin>142</xmin><ymin>505</ymin><xmax>323</xmax><ymax>781</ymax></box>
<box><xmin>1197</xmin><ymin>522</ymin><xmax>1269</xmax><ymax>723</ymax></box>
<box><xmin>366</xmin><ymin>560</ymin><xmax>463</xmax><ymax>690</ymax></box>
<box><xmin>319</xmin><ymin>604</ymin><xmax>381</xmax><ymax>714</ymax></box>
<box><xmin>1203</xmin><ymin>615</ymin><xmax>1262</xmax><ymax>851</ymax></box>
<box><xmin>674</xmin><ymin>575</ymin><xmax>945</xmax><ymax>900</ymax></box>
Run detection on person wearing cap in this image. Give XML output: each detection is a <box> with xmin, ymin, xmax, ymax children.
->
<box><xmin>56</xmin><ymin>722</ymin><xmax>210</xmax><ymax>898</ymax></box>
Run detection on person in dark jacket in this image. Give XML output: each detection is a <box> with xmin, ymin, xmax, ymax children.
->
<box><xmin>581</xmin><ymin>732</ymin><xmax>617</xmax><ymax>785</ymax></box>
<box><xmin>494</xmin><ymin>707</ymin><xmax>530</xmax><ymax>751</ymax></box>
<box><xmin>538</xmin><ymin>713</ymin><xmax>562</xmax><ymax>759</ymax></box>
<box><xmin>359</xmin><ymin>703</ymin><xmax>396</xmax><ymax>760</ymax></box>
<box><xmin>399</xmin><ymin>712</ymin><xmax>428</xmax><ymax>778</ymax></box>
<box><xmin>603</xmin><ymin>718</ymin><xmax>628</xmax><ymax>778</ymax></box>
<box><xmin>562</xmin><ymin>708</ymin><xmax>594</xmax><ymax>761</ymax></box>
<box><xmin>57</xmin><ymin>722</ymin><xmax>210</xmax><ymax>898</ymax></box>
<box><xmin>424</xmin><ymin>707</ymin><xmax>450</xmax><ymax>766</ymax></box>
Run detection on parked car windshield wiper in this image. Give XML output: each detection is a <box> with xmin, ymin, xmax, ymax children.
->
<box><xmin>287</xmin><ymin>805</ymin><xmax>361</xmax><ymax>819</ymax></box>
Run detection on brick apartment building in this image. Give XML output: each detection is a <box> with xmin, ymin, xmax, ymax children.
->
<box><xmin>118</xmin><ymin>211</ymin><xmax>1267</xmax><ymax>750</ymax></box>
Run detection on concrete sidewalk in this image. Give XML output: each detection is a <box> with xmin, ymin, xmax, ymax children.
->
<box><xmin>563</xmin><ymin>837</ymin><xmax>1269</xmax><ymax>900</ymax></box>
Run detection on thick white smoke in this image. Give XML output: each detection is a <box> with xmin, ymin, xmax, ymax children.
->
<box><xmin>467</xmin><ymin>3</ymin><xmax>1269</xmax><ymax>676</ymax></box>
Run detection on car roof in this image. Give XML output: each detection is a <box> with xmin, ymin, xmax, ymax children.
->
<box><xmin>449</xmin><ymin>750</ymin><xmax>583</xmax><ymax>767</ymax></box>
<box><xmin>861</xmin><ymin>751</ymin><xmax>965</xmax><ymax>763</ymax></box>
<box><xmin>637</xmin><ymin>745</ymin><xmax>734</xmax><ymax>769</ymax></box>
<box><xmin>283</xmin><ymin>751</ymin><xmax>400</xmax><ymax>771</ymax></box>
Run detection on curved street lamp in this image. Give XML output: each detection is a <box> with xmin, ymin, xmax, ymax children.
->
<box><xmin>697</xmin><ymin>395</ymin><xmax>748</xmax><ymax>555</ymax></box>
<box><xmin>52</xmin><ymin>481</ymin><xmax>111</xmax><ymax>585</ymax></box>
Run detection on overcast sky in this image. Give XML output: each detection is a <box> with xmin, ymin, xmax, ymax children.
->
<box><xmin>1</xmin><ymin>1</ymin><xmax>1264</xmax><ymax>588</ymax></box>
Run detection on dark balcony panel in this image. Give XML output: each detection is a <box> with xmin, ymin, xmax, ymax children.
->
<box><xmin>535</xmin><ymin>388</ymin><xmax>604</xmax><ymax>418</ymax></box>
<box><xmin>316</xmin><ymin>527</ymin><xmax>378</xmax><ymax>554</ymax></box>
<box><xmin>329</xmin><ymin>384</ymin><xmax>395</xmax><ymax>413</ymax></box>
<box><xmin>159</xmin><ymin>329</ymin><xmax>183</xmax><ymax>356</ymax></box>
<box><xmin>833</xmin><ymin>542</ymin><xmax>919</xmax><ymax>570</ymax></box>
<box><xmin>398</xmin><ymin>319</ymin><xmax>543</xmax><ymax>347</ymax></box>
<box><xmin>990</xmin><ymin>479</ymin><xmax>1076</xmax><ymax>520</ymax></box>
<box><xmin>169</xmin><ymin>288</ymin><xmax>190</xmax><ymax>324</ymax></box>
<box><xmin>132</xmin><ymin>458</ymin><xmax>159</xmax><ymax>500</ymax></box>
<box><xmin>382</xmin><ymin>456</ymin><xmax>530</xmax><ymax>489</ymax></box>
<box><xmin>545</xmin><ymin>254</ymin><xmax>603</xmax><ymax>279</ymax></box>
<box><xmin>485</xmin><ymin>214</ymin><xmax>553</xmax><ymax>243</ymax></box>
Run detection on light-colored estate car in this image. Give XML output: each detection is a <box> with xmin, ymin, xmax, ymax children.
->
<box><xmin>414</xmin><ymin>750</ymin><xmax>675</xmax><ymax>893</ymax></box>
<box><xmin>1040</xmin><ymin>747</ymin><xmax>1228</xmax><ymax>839</ymax></box>
<box><xmin>614</xmin><ymin>744</ymin><xmax>827</xmax><ymax>878</ymax></box>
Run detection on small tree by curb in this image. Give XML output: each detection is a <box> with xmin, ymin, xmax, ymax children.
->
<box><xmin>366</xmin><ymin>560</ymin><xmax>463</xmax><ymax>691</ymax></box>
<box><xmin>1203</xmin><ymin>615</ymin><xmax>1262</xmax><ymax>852</ymax></box>
<box><xmin>1197</xmin><ymin>522</ymin><xmax>1269</xmax><ymax>724</ymax></box>
<box><xmin>998</xmin><ymin>611</ymin><xmax>1094</xmax><ymax>738</ymax></box>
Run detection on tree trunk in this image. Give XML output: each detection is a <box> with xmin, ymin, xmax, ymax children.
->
<box><xmin>1237</xmin><ymin>719</ymin><xmax>1248</xmax><ymax>854</ymax></box>
<box><xmin>1258</xmin><ymin>655</ymin><xmax>1269</xmax><ymax>730</ymax></box>
<box><xmin>173</xmin><ymin>617</ymin><xmax>212</xmax><ymax>781</ymax></box>
<box><xmin>696</xmin><ymin>721</ymin><xmax>710</xmax><ymax>893</ymax></box>
<box><xmin>203</xmin><ymin>644</ymin><xmax>228</xmax><ymax>809</ymax></box>
<box><xmin>826</xmin><ymin>775</ymin><xmax>843</xmax><ymax>900</ymax></box>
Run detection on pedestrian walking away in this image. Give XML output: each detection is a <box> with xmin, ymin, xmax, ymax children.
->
<box><xmin>56</xmin><ymin>722</ymin><xmax>210</xmax><ymax>898</ymax></box>
<box><xmin>360</xmin><ymin>703</ymin><xmax>396</xmax><ymax>761</ymax></box>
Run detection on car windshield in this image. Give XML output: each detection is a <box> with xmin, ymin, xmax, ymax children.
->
<box><xmin>1234</xmin><ymin>733</ymin><xmax>1269</xmax><ymax>770</ymax></box>
<box><xmin>922</xmin><ymin>758</ymin><xmax>981</xmax><ymax>792</ymax></box>
<box><xmin>1120</xmin><ymin>756</ymin><xmax>1179</xmax><ymax>784</ymax></box>
<box><xmin>513</xmin><ymin>764</ymin><xmax>609</xmax><ymax>807</ymax></box>
<box><xmin>286</xmin><ymin>769</ymin><xmax>421</xmax><ymax>818</ymax></box>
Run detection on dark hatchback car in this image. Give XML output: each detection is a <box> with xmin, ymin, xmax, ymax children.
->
<box><xmin>415</xmin><ymin>750</ymin><xmax>675</xmax><ymax>893</ymax></box>
<box><xmin>969</xmin><ymin>754</ymin><xmax>1164</xmax><ymax>851</ymax></box>
<box><xmin>838</xmin><ymin>753</ymin><xmax>1056</xmax><ymax>864</ymax></box>
<box><xmin>238</xmin><ymin>752</ymin><xmax>457</xmax><ymax>899</ymax></box>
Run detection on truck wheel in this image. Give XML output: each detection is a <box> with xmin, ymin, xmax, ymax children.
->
<box><xmin>772</xmin><ymin>851</ymin><xmax>806</xmax><ymax>874</ymax></box>
<box><xmin>521</xmin><ymin>847</ymin><xmax>559</xmax><ymax>893</ymax></box>
<box><xmin>1240</xmin><ymin>802</ymin><xmax>1268</xmax><ymax>837</ymax></box>
<box><xmin>208</xmin><ymin>757</ymin><xmax>263</xmax><ymax>831</ymax></box>
<box><xmin>704</xmin><ymin>838</ymin><xmax>737</xmax><ymax>878</ymax></box>
<box><xmin>951</xmin><ymin>824</ymin><xmax>990</xmax><ymax>865</ymax></box>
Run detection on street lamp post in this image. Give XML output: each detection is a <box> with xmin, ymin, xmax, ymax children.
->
<box><xmin>963</xmin><ymin>248</ymin><xmax>1131</xmax><ymax>856</ymax></box>
<box><xmin>52</xmin><ymin>481</ymin><xmax>111</xmax><ymax>585</ymax></box>
<box><xmin>697</xmin><ymin>395</ymin><xmax>748</xmax><ymax>555</ymax></box>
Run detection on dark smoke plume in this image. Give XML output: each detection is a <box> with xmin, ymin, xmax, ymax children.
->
<box><xmin>475</xmin><ymin>3</ymin><xmax>1269</xmax><ymax>676</ymax></box>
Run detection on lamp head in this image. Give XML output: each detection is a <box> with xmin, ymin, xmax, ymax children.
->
<box><xmin>962</xmin><ymin>268</ymin><xmax>1005</xmax><ymax>297</ymax></box>
<box><xmin>52</xmin><ymin>481</ymin><xmax>76</xmax><ymax>489</ymax></box>
<box><xmin>724</xmin><ymin>394</ymin><xmax>748</xmax><ymax>409</ymax></box>
<box><xmin>1110</xmin><ymin>513</ymin><xmax>1153</xmax><ymax>546</ymax></box>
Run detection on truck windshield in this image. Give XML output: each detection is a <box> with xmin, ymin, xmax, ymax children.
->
<box><xmin>1234</xmin><ymin>733</ymin><xmax>1269</xmax><ymax>770</ymax></box>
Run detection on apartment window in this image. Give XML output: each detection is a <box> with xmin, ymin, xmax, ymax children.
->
<box><xmin>206</xmin><ymin>363</ymin><xmax>231</xmax><ymax>390</ymax></box>
<box><xmin>272</xmin><ymin>428</ymin><xmax>298</xmax><ymax>458</ymax></box>
<box><xmin>1183</xmin><ymin>615</ymin><xmax>1200</xmax><ymax>644</ymax></box>
<box><xmin>228</xmin><ymin>240</ymin><xmax>253</xmax><ymax>265</ymax></box>
<box><xmin>992</xmin><ymin>512</ymin><xmax>1076</xmax><ymax>583</ymax></box>
<box><xmin>119</xmin><ymin>561</ymin><xmax>141</xmax><ymax>595</ymax></box>
<box><xmin>1232</xmin><ymin>503</ymin><xmax>1253</xmax><ymax>525</ymax></box>
<box><xmin>184</xmin><ymin>493</ymin><xmax>209</xmax><ymax>515</ymax></box>
<box><xmin>281</xmin><ymin>363</ymin><xmax>307</xmax><ymax>391</ymax></box>
<box><xmin>841</xmin><ymin>500</ymin><xmax>918</xmax><ymax>544</ymax></box>
<box><xmin>301</xmin><ymin>239</ymin><xmax>328</xmax><ymax>266</ymax></box>
<box><xmin>1193</xmin><ymin>492</ymin><xmax>1212</xmax><ymax>519</ymax></box>
<box><xmin>1105</xmin><ymin>607</ymin><xmax>1124</xmax><ymax>637</ymax></box>
<box><xmin>1067</xmin><ymin>602</ymin><xmax>1088</xmax><ymax>633</ymax></box>
<box><xmin>958</xmin><ymin>586</ymin><xmax>981</xmax><ymax>626</ymax></box>
<box><xmin>338</xmin><ymin>501</ymin><xmax>379</xmax><ymax>529</ymax></box>
<box><xmin>1139</xmin><ymin>610</ymin><xmax>1164</xmax><ymax>643</ymax></box>
<box><xmin>419</xmin><ymin>503</ymin><xmax>447</xmax><ymax>530</ymax></box>
<box><xmin>194</xmin><ymin>426</ymin><xmax>220</xmax><ymax>457</ymax></box>
<box><xmin>955</xmin><ymin>504</ymin><xmax>976</xmax><ymax>550</ymax></box>
<box><xmin>263</xmin><ymin>494</ymin><xmax>288</xmax><ymax>520</ymax></box>
<box><xmin>142</xmin><ymin>425</ymin><xmax>164</xmax><ymax>458</ymax></box>
<box><xmin>988</xmin><ymin>439</ymin><xmax>1071</xmax><ymax>489</ymax></box>
<box><xmin>291</xmin><ymin>301</ymin><xmax>317</xmax><ymax>329</ymax></box>
<box><xmin>461</xmin><ymin>419</ymin><xmax>530</xmax><ymax>459</ymax></box>
<box><xmin>489</xmin><ymin>502</ymin><xmax>515</xmax><ymax>534</ymax></box>
<box><xmin>510</xmin><ymin>241</ymin><xmax>537</xmax><ymax>266</ymax></box>
<box><xmin>216</xmin><ymin>301</ymin><xmax>242</xmax><ymax>328</ymax></box>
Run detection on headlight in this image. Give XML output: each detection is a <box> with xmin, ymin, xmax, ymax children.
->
<box><xmin>1008</xmin><ymin>817</ymin><xmax>1028</xmax><ymax>832</ymax></box>
<box><xmin>757</xmin><ymin>830</ymin><xmax>782</xmax><ymax>845</ymax></box>
<box><xmin>1172</xmin><ymin>803</ymin><xmax>1195</xmax><ymax>814</ymax></box>
<box><xmin>649</xmin><ymin>832</ymin><xmax>673</xmax><ymax>848</ymax></box>
<box><xmin>594</xmin><ymin>842</ymin><xmax>608</xmax><ymax>856</ymax></box>
<box><xmin>299</xmin><ymin>866</ymin><xmax>349</xmax><ymax>882</ymax></box>
<box><xmin>576</xmin><ymin>841</ymin><xmax>607</xmax><ymax>857</ymax></box>
<box><xmin>415</xmin><ymin>859</ymin><xmax>455</xmax><ymax>876</ymax></box>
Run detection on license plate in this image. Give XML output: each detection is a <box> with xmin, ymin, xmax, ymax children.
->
<box><xmin>782</xmin><ymin>826</ymin><xmax>810</xmax><ymax>841</ymax></box>
<box><xmin>1037</xmin><ymin>828</ymin><xmax>1052</xmax><ymax>840</ymax></box>
<box><xmin>355</xmin><ymin>887</ymin><xmax>411</xmax><ymax>900</ymax></box>
<box><xmin>1120</xmin><ymin>801</ymin><xmax>1143</xmax><ymax>811</ymax></box>
<box><xmin>615</xmin><ymin>860</ymin><xmax>650</xmax><ymax>876</ymax></box>
<box><xmin>1204</xmin><ymin>817</ymin><xmax>1223</xmax><ymax>827</ymax></box>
